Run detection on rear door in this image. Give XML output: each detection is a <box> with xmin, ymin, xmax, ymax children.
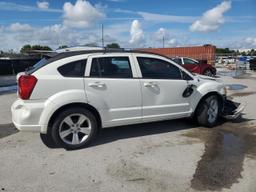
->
<box><xmin>84</xmin><ymin>53</ymin><xmax>142</xmax><ymax>127</ymax></box>
<box><xmin>134</xmin><ymin>55</ymin><xmax>192</xmax><ymax>122</ymax></box>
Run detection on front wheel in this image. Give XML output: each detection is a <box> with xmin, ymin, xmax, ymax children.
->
<box><xmin>50</xmin><ymin>107</ymin><xmax>98</xmax><ymax>149</ymax></box>
<box><xmin>196</xmin><ymin>95</ymin><xmax>221</xmax><ymax>127</ymax></box>
<box><xmin>203</xmin><ymin>69</ymin><xmax>214</xmax><ymax>77</ymax></box>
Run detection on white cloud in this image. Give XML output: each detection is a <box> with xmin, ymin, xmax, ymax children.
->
<box><xmin>166</xmin><ymin>39</ymin><xmax>177</xmax><ymax>47</ymax></box>
<box><xmin>114</xmin><ymin>8</ymin><xmax>136</xmax><ymax>14</ymax></box>
<box><xmin>0</xmin><ymin>2</ymin><xmax>61</xmax><ymax>13</ymax></box>
<box><xmin>138</xmin><ymin>12</ymin><xmax>196</xmax><ymax>23</ymax></box>
<box><xmin>0</xmin><ymin>22</ymin><xmax>129</xmax><ymax>51</ymax></box>
<box><xmin>37</xmin><ymin>1</ymin><xmax>49</xmax><ymax>10</ymax></box>
<box><xmin>107</xmin><ymin>0</ymin><xmax>125</xmax><ymax>2</ymax></box>
<box><xmin>63</xmin><ymin>0</ymin><xmax>105</xmax><ymax>28</ymax></box>
<box><xmin>153</xmin><ymin>28</ymin><xmax>178</xmax><ymax>47</ymax></box>
<box><xmin>245</xmin><ymin>37</ymin><xmax>256</xmax><ymax>47</ymax></box>
<box><xmin>129</xmin><ymin>20</ymin><xmax>145</xmax><ymax>46</ymax></box>
<box><xmin>190</xmin><ymin>1</ymin><xmax>231</xmax><ymax>33</ymax></box>
<box><xmin>155</xmin><ymin>28</ymin><xmax>166</xmax><ymax>40</ymax></box>
<box><xmin>0</xmin><ymin>23</ymin><xmax>82</xmax><ymax>51</ymax></box>
<box><xmin>9</xmin><ymin>23</ymin><xmax>33</xmax><ymax>32</ymax></box>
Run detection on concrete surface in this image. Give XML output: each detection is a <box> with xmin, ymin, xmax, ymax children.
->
<box><xmin>0</xmin><ymin>71</ymin><xmax>256</xmax><ymax>192</ymax></box>
<box><xmin>0</xmin><ymin>93</ymin><xmax>16</xmax><ymax>124</ymax></box>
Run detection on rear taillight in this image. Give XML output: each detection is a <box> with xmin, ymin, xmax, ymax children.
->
<box><xmin>18</xmin><ymin>75</ymin><xmax>37</xmax><ymax>100</ymax></box>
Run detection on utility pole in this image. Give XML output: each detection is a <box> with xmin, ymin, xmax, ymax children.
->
<box><xmin>162</xmin><ymin>35</ymin><xmax>165</xmax><ymax>48</ymax></box>
<box><xmin>101</xmin><ymin>24</ymin><xmax>104</xmax><ymax>48</ymax></box>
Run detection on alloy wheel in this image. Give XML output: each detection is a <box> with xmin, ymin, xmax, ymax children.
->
<box><xmin>58</xmin><ymin>113</ymin><xmax>92</xmax><ymax>145</ymax></box>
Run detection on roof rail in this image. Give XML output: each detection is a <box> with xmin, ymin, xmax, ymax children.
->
<box><xmin>41</xmin><ymin>47</ymin><xmax>174</xmax><ymax>62</ymax></box>
<box><xmin>56</xmin><ymin>46</ymin><xmax>104</xmax><ymax>53</ymax></box>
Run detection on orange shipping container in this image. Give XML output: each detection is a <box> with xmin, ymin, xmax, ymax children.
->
<box><xmin>138</xmin><ymin>45</ymin><xmax>216</xmax><ymax>65</ymax></box>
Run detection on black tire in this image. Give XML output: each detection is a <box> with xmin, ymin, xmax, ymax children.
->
<box><xmin>40</xmin><ymin>133</ymin><xmax>57</xmax><ymax>148</ymax></box>
<box><xmin>50</xmin><ymin>107</ymin><xmax>98</xmax><ymax>150</ymax></box>
<box><xmin>203</xmin><ymin>69</ymin><xmax>214</xmax><ymax>77</ymax></box>
<box><xmin>196</xmin><ymin>95</ymin><xmax>221</xmax><ymax>127</ymax></box>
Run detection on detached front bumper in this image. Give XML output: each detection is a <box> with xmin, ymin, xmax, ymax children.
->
<box><xmin>222</xmin><ymin>99</ymin><xmax>246</xmax><ymax>120</ymax></box>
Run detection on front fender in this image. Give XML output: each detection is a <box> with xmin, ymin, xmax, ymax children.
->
<box><xmin>189</xmin><ymin>81</ymin><xmax>226</xmax><ymax>111</ymax></box>
<box><xmin>39</xmin><ymin>89</ymin><xmax>87</xmax><ymax>133</ymax></box>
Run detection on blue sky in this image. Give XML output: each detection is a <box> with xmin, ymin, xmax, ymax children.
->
<box><xmin>0</xmin><ymin>0</ymin><xmax>255</xmax><ymax>51</ymax></box>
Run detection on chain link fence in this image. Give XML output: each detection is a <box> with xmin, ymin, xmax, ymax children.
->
<box><xmin>215</xmin><ymin>54</ymin><xmax>249</xmax><ymax>77</ymax></box>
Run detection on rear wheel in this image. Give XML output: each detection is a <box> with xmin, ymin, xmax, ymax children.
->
<box><xmin>50</xmin><ymin>107</ymin><xmax>98</xmax><ymax>149</ymax></box>
<box><xmin>196</xmin><ymin>95</ymin><xmax>220</xmax><ymax>127</ymax></box>
<box><xmin>203</xmin><ymin>69</ymin><xmax>214</xmax><ymax>77</ymax></box>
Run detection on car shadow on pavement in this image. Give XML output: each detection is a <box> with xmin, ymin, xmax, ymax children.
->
<box><xmin>91</xmin><ymin>118</ymin><xmax>198</xmax><ymax>147</ymax></box>
<box><xmin>41</xmin><ymin>118</ymin><xmax>204</xmax><ymax>150</ymax></box>
<box><xmin>0</xmin><ymin>123</ymin><xmax>18</xmax><ymax>139</ymax></box>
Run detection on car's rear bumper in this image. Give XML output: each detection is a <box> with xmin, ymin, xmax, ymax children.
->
<box><xmin>11</xmin><ymin>99</ymin><xmax>45</xmax><ymax>132</ymax></box>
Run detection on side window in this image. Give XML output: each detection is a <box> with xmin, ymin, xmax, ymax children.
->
<box><xmin>90</xmin><ymin>57</ymin><xmax>133</xmax><ymax>78</ymax></box>
<box><xmin>57</xmin><ymin>59</ymin><xmax>86</xmax><ymax>77</ymax></box>
<box><xmin>173</xmin><ymin>58</ymin><xmax>182</xmax><ymax>65</ymax></box>
<box><xmin>183</xmin><ymin>58</ymin><xmax>198</xmax><ymax>65</ymax></box>
<box><xmin>137</xmin><ymin>57</ymin><xmax>182</xmax><ymax>80</ymax></box>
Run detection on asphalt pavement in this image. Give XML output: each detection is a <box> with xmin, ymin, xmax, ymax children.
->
<box><xmin>0</xmin><ymin>72</ymin><xmax>256</xmax><ymax>192</ymax></box>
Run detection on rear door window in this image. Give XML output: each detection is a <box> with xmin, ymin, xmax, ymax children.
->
<box><xmin>90</xmin><ymin>57</ymin><xmax>133</xmax><ymax>78</ymax></box>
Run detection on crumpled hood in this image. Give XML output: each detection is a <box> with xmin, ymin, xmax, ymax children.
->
<box><xmin>196</xmin><ymin>74</ymin><xmax>216</xmax><ymax>81</ymax></box>
<box><xmin>194</xmin><ymin>74</ymin><xmax>223</xmax><ymax>84</ymax></box>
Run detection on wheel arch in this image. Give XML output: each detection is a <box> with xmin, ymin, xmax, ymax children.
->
<box><xmin>193</xmin><ymin>91</ymin><xmax>224</xmax><ymax>118</ymax></box>
<box><xmin>202</xmin><ymin>68</ymin><xmax>213</xmax><ymax>75</ymax></box>
<box><xmin>46</xmin><ymin>103</ymin><xmax>102</xmax><ymax>134</ymax></box>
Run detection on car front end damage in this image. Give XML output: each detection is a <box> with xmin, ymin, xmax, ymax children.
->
<box><xmin>222</xmin><ymin>96</ymin><xmax>246</xmax><ymax>120</ymax></box>
<box><xmin>195</xmin><ymin>75</ymin><xmax>245</xmax><ymax>120</ymax></box>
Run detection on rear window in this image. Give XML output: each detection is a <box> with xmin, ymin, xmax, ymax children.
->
<box><xmin>25</xmin><ymin>58</ymin><xmax>48</xmax><ymax>74</ymax></box>
<box><xmin>57</xmin><ymin>60</ymin><xmax>86</xmax><ymax>77</ymax></box>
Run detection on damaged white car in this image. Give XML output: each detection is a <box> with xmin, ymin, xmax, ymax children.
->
<box><xmin>11</xmin><ymin>50</ymin><xmax>244</xmax><ymax>149</ymax></box>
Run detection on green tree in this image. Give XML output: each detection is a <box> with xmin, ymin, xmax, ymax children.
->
<box><xmin>85</xmin><ymin>43</ymin><xmax>98</xmax><ymax>47</ymax></box>
<box><xmin>249</xmin><ymin>49</ymin><xmax>255</xmax><ymax>56</ymax></box>
<box><xmin>216</xmin><ymin>47</ymin><xmax>236</xmax><ymax>55</ymax></box>
<box><xmin>241</xmin><ymin>51</ymin><xmax>247</xmax><ymax>56</ymax></box>
<box><xmin>58</xmin><ymin>45</ymin><xmax>68</xmax><ymax>49</ymax></box>
<box><xmin>20</xmin><ymin>44</ymin><xmax>52</xmax><ymax>54</ymax></box>
<box><xmin>31</xmin><ymin>45</ymin><xmax>52</xmax><ymax>51</ymax></box>
<box><xmin>106</xmin><ymin>43</ymin><xmax>120</xmax><ymax>49</ymax></box>
<box><xmin>20</xmin><ymin>44</ymin><xmax>32</xmax><ymax>54</ymax></box>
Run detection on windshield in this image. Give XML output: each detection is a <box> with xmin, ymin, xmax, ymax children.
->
<box><xmin>25</xmin><ymin>58</ymin><xmax>48</xmax><ymax>74</ymax></box>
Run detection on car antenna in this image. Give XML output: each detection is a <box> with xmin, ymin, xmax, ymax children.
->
<box><xmin>103</xmin><ymin>47</ymin><xmax>107</xmax><ymax>54</ymax></box>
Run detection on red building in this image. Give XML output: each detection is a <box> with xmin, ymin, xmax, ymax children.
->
<box><xmin>138</xmin><ymin>45</ymin><xmax>216</xmax><ymax>65</ymax></box>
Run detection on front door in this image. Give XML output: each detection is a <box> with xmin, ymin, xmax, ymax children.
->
<box><xmin>135</xmin><ymin>56</ymin><xmax>192</xmax><ymax>122</ymax></box>
<box><xmin>84</xmin><ymin>54</ymin><xmax>142</xmax><ymax>127</ymax></box>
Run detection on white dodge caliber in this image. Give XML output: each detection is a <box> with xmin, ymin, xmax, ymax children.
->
<box><xmin>11</xmin><ymin>50</ymin><xmax>242</xmax><ymax>149</ymax></box>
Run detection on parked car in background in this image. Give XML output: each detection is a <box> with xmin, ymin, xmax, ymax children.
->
<box><xmin>249</xmin><ymin>58</ymin><xmax>256</xmax><ymax>70</ymax></box>
<box><xmin>171</xmin><ymin>57</ymin><xmax>216</xmax><ymax>77</ymax></box>
<box><xmin>12</xmin><ymin>50</ymin><xmax>243</xmax><ymax>149</ymax></box>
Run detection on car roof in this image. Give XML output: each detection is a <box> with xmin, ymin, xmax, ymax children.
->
<box><xmin>44</xmin><ymin>49</ymin><xmax>173</xmax><ymax>63</ymax></box>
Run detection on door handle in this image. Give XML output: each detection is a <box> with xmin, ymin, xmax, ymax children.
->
<box><xmin>88</xmin><ymin>82</ymin><xmax>106</xmax><ymax>88</ymax></box>
<box><xmin>144</xmin><ymin>82</ymin><xmax>157</xmax><ymax>88</ymax></box>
